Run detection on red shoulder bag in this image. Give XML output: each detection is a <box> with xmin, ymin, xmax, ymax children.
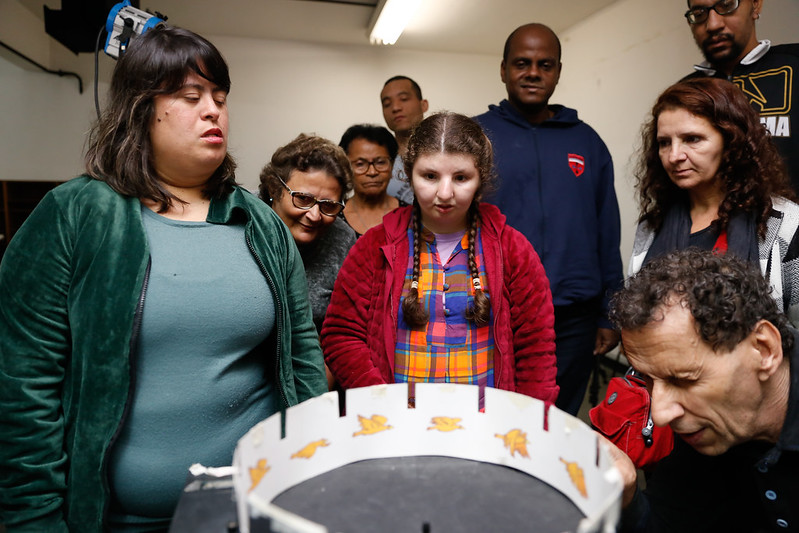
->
<box><xmin>589</xmin><ymin>368</ymin><xmax>674</xmax><ymax>469</ymax></box>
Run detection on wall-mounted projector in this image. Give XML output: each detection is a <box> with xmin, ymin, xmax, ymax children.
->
<box><xmin>104</xmin><ymin>1</ymin><xmax>166</xmax><ymax>59</ymax></box>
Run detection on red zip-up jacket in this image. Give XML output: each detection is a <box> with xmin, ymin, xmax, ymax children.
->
<box><xmin>321</xmin><ymin>203</ymin><xmax>558</xmax><ymax>403</ymax></box>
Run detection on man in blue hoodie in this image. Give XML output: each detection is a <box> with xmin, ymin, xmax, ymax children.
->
<box><xmin>474</xmin><ymin>23</ymin><xmax>624</xmax><ymax>416</ymax></box>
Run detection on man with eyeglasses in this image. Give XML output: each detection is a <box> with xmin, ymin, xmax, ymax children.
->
<box><xmin>683</xmin><ymin>0</ymin><xmax>799</xmax><ymax>191</ymax></box>
<box><xmin>380</xmin><ymin>75</ymin><xmax>429</xmax><ymax>204</ymax></box>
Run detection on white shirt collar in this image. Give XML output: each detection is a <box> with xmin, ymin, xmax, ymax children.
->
<box><xmin>692</xmin><ymin>39</ymin><xmax>772</xmax><ymax>75</ymax></box>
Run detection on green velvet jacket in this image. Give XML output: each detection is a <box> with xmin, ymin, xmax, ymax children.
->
<box><xmin>0</xmin><ymin>177</ymin><xmax>327</xmax><ymax>532</ymax></box>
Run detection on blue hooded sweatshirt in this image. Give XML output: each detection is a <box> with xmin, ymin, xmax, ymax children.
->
<box><xmin>474</xmin><ymin>100</ymin><xmax>623</xmax><ymax>328</ymax></box>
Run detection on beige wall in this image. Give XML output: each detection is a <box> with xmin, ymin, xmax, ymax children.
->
<box><xmin>214</xmin><ymin>36</ymin><xmax>498</xmax><ymax>192</ymax></box>
<box><xmin>2</xmin><ymin>0</ymin><xmax>798</xmax><ymax>265</ymax></box>
<box><xmin>554</xmin><ymin>0</ymin><xmax>799</xmax><ymax>268</ymax></box>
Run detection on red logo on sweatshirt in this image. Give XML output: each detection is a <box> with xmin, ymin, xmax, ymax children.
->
<box><xmin>568</xmin><ymin>154</ymin><xmax>585</xmax><ymax>177</ymax></box>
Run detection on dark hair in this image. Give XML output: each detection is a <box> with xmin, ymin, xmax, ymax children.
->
<box><xmin>610</xmin><ymin>248</ymin><xmax>793</xmax><ymax>354</ymax></box>
<box><xmin>401</xmin><ymin>112</ymin><xmax>496</xmax><ymax>327</ymax></box>
<box><xmin>502</xmin><ymin>23</ymin><xmax>562</xmax><ymax>62</ymax></box>
<box><xmin>259</xmin><ymin>134</ymin><xmax>352</xmax><ymax>203</ymax></box>
<box><xmin>635</xmin><ymin>77</ymin><xmax>792</xmax><ymax>238</ymax></box>
<box><xmin>84</xmin><ymin>26</ymin><xmax>235</xmax><ymax>211</ymax></box>
<box><xmin>338</xmin><ymin>124</ymin><xmax>399</xmax><ymax>161</ymax></box>
<box><xmin>383</xmin><ymin>75</ymin><xmax>423</xmax><ymax>100</ymax></box>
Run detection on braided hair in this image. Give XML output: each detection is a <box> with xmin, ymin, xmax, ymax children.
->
<box><xmin>401</xmin><ymin>112</ymin><xmax>496</xmax><ymax>327</ymax></box>
<box><xmin>402</xmin><ymin>202</ymin><xmax>431</xmax><ymax>326</ymax></box>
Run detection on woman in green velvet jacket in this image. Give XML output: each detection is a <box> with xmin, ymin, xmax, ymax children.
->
<box><xmin>0</xmin><ymin>27</ymin><xmax>327</xmax><ymax>532</ymax></box>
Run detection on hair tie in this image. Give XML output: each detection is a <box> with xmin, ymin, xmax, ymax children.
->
<box><xmin>411</xmin><ymin>280</ymin><xmax>419</xmax><ymax>290</ymax></box>
<box><xmin>472</xmin><ymin>277</ymin><xmax>482</xmax><ymax>290</ymax></box>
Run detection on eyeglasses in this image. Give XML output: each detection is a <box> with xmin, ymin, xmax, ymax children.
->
<box><xmin>277</xmin><ymin>176</ymin><xmax>345</xmax><ymax>217</ymax></box>
<box><xmin>350</xmin><ymin>157</ymin><xmax>392</xmax><ymax>174</ymax></box>
<box><xmin>684</xmin><ymin>0</ymin><xmax>739</xmax><ymax>24</ymax></box>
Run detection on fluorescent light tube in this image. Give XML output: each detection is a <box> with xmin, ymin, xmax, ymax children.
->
<box><xmin>368</xmin><ymin>0</ymin><xmax>422</xmax><ymax>45</ymax></box>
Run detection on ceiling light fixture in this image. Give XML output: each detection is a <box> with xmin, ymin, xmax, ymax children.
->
<box><xmin>368</xmin><ymin>0</ymin><xmax>422</xmax><ymax>46</ymax></box>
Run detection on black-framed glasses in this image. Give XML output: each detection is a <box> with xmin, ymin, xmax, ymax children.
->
<box><xmin>277</xmin><ymin>176</ymin><xmax>344</xmax><ymax>217</ymax></box>
<box><xmin>685</xmin><ymin>0</ymin><xmax>739</xmax><ymax>24</ymax></box>
<box><xmin>350</xmin><ymin>157</ymin><xmax>392</xmax><ymax>174</ymax></box>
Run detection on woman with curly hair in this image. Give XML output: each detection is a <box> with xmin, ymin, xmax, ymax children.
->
<box><xmin>630</xmin><ymin>76</ymin><xmax>799</xmax><ymax>324</ymax></box>
<box><xmin>259</xmin><ymin>134</ymin><xmax>356</xmax><ymax>334</ymax></box>
<box><xmin>321</xmin><ymin>112</ymin><xmax>558</xmax><ymax>407</ymax></box>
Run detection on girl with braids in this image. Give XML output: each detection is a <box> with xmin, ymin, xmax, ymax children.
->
<box><xmin>321</xmin><ymin>112</ymin><xmax>558</xmax><ymax>405</ymax></box>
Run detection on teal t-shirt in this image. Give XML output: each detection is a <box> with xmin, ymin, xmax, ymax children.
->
<box><xmin>108</xmin><ymin>207</ymin><xmax>277</xmax><ymax>531</ymax></box>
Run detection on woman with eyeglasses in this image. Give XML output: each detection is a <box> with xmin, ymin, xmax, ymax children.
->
<box><xmin>259</xmin><ymin>134</ymin><xmax>357</xmax><ymax>334</ymax></box>
<box><xmin>339</xmin><ymin>124</ymin><xmax>408</xmax><ymax>237</ymax></box>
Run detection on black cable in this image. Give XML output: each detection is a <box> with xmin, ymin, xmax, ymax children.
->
<box><xmin>94</xmin><ymin>22</ymin><xmax>105</xmax><ymax>120</ymax></box>
<box><xmin>0</xmin><ymin>40</ymin><xmax>83</xmax><ymax>93</ymax></box>
<box><xmin>589</xmin><ymin>355</ymin><xmax>606</xmax><ymax>407</ymax></box>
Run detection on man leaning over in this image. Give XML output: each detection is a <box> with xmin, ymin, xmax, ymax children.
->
<box><xmin>608</xmin><ymin>248</ymin><xmax>799</xmax><ymax>532</ymax></box>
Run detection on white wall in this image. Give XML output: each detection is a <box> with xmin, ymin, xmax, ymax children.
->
<box><xmin>0</xmin><ymin>59</ymin><xmax>100</xmax><ymax>181</ymax></box>
<box><xmin>2</xmin><ymin>0</ymin><xmax>798</xmax><ymax>264</ymax></box>
<box><xmin>554</xmin><ymin>0</ymin><xmax>799</xmax><ymax>266</ymax></box>
<box><xmin>0</xmin><ymin>12</ymin><xmax>498</xmax><ymax>188</ymax></box>
<box><xmin>212</xmin><ymin>36</ymin><xmax>498</xmax><ymax>192</ymax></box>
<box><xmin>0</xmin><ymin>0</ymin><xmax>112</xmax><ymax>181</ymax></box>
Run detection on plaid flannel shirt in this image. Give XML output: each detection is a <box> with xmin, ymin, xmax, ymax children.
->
<box><xmin>394</xmin><ymin>227</ymin><xmax>495</xmax><ymax>391</ymax></box>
